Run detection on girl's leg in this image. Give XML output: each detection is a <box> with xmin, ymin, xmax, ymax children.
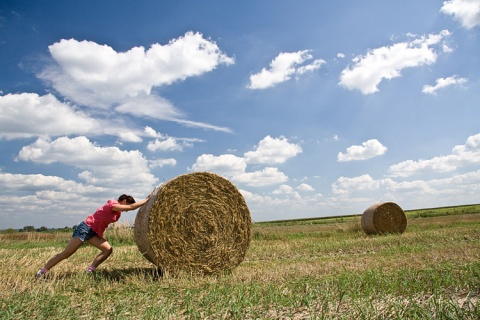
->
<box><xmin>86</xmin><ymin>236</ymin><xmax>113</xmax><ymax>270</ymax></box>
<box><xmin>42</xmin><ymin>237</ymin><xmax>84</xmax><ymax>271</ymax></box>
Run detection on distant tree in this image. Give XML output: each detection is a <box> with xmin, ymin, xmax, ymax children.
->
<box><xmin>3</xmin><ymin>228</ymin><xmax>17</xmax><ymax>234</ymax></box>
<box><xmin>37</xmin><ymin>226</ymin><xmax>48</xmax><ymax>232</ymax></box>
<box><xmin>22</xmin><ymin>226</ymin><xmax>35</xmax><ymax>232</ymax></box>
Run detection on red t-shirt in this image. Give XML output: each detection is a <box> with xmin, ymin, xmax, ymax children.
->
<box><xmin>84</xmin><ymin>200</ymin><xmax>121</xmax><ymax>238</ymax></box>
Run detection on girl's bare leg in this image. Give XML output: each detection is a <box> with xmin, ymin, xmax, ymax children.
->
<box><xmin>86</xmin><ymin>236</ymin><xmax>113</xmax><ymax>269</ymax></box>
<box><xmin>43</xmin><ymin>237</ymin><xmax>84</xmax><ymax>271</ymax></box>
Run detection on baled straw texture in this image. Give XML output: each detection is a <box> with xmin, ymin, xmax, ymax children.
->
<box><xmin>134</xmin><ymin>186</ymin><xmax>162</xmax><ymax>265</ymax></box>
<box><xmin>361</xmin><ymin>202</ymin><xmax>407</xmax><ymax>235</ymax></box>
<box><xmin>134</xmin><ymin>172</ymin><xmax>252</xmax><ymax>275</ymax></box>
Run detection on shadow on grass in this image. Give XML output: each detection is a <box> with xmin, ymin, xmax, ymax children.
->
<box><xmin>41</xmin><ymin>267</ymin><xmax>164</xmax><ymax>282</ymax></box>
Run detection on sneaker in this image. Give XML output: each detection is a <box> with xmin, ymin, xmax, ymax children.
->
<box><xmin>35</xmin><ymin>270</ymin><xmax>46</xmax><ymax>279</ymax></box>
<box><xmin>86</xmin><ymin>268</ymin><xmax>98</xmax><ymax>279</ymax></box>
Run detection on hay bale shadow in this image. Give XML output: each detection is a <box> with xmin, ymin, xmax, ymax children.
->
<box><xmin>95</xmin><ymin>267</ymin><xmax>164</xmax><ymax>281</ymax></box>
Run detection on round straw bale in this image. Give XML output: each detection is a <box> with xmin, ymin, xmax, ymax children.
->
<box><xmin>134</xmin><ymin>172</ymin><xmax>252</xmax><ymax>275</ymax></box>
<box><xmin>361</xmin><ymin>202</ymin><xmax>407</xmax><ymax>235</ymax></box>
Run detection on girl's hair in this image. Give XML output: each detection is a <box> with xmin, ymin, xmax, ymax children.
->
<box><xmin>118</xmin><ymin>194</ymin><xmax>136</xmax><ymax>204</ymax></box>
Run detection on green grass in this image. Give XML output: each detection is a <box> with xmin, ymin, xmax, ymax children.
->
<box><xmin>406</xmin><ymin>204</ymin><xmax>480</xmax><ymax>218</ymax></box>
<box><xmin>1</xmin><ymin>206</ymin><xmax>479</xmax><ymax>319</ymax></box>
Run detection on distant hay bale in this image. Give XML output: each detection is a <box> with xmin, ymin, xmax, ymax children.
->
<box><xmin>361</xmin><ymin>202</ymin><xmax>407</xmax><ymax>235</ymax></box>
<box><xmin>134</xmin><ymin>172</ymin><xmax>252</xmax><ymax>275</ymax></box>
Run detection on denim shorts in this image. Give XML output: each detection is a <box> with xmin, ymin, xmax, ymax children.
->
<box><xmin>72</xmin><ymin>221</ymin><xmax>98</xmax><ymax>242</ymax></box>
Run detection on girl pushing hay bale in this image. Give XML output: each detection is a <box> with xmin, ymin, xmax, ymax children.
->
<box><xmin>361</xmin><ymin>202</ymin><xmax>407</xmax><ymax>235</ymax></box>
<box><xmin>134</xmin><ymin>172</ymin><xmax>252</xmax><ymax>275</ymax></box>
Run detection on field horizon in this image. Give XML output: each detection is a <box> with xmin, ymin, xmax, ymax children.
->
<box><xmin>3</xmin><ymin>202</ymin><xmax>479</xmax><ymax>232</ymax></box>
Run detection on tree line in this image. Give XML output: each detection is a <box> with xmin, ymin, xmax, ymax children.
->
<box><xmin>1</xmin><ymin>225</ymin><xmax>76</xmax><ymax>233</ymax></box>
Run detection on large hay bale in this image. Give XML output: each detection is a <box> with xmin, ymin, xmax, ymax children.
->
<box><xmin>361</xmin><ymin>202</ymin><xmax>407</xmax><ymax>235</ymax></box>
<box><xmin>134</xmin><ymin>172</ymin><xmax>252</xmax><ymax>275</ymax></box>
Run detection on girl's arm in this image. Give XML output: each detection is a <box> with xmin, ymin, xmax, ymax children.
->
<box><xmin>112</xmin><ymin>195</ymin><xmax>151</xmax><ymax>212</ymax></box>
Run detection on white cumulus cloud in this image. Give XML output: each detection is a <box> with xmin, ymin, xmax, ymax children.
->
<box><xmin>441</xmin><ymin>0</ymin><xmax>480</xmax><ymax>29</ymax></box>
<box><xmin>39</xmin><ymin>32</ymin><xmax>234</xmax><ymax>108</ymax></box>
<box><xmin>338</xmin><ymin>139</ymin><xmax>387</xmax><ymax>162</ymax></box>
<box><xmin>143</xmin><ymin>127</ymin><xmax>203</xmax><ymax>152</ymax></box>
<box><xmin>0</xmin><ymin>172</ymin><xmax>106</xmax><ymax>196</ymax></box>
<box><xmin>190</xmin><ymin>135</ymin><xmax>299</xmax><ymax>187</ymax></box>
<box><xmin>332</xmin><ymin>174</ymin><xmax>383</xmax><ymax>195</ymax></box>
<box><xmin>273</xmin><ymin>184</ymin><xmax>301</xmax><ymax>199</ymax></box>
<box><xmin>339</xmin><ymin>30</ymin><xmax>451</xmax><ymax>94</ymax></box>
<box><xmin>422</xmin><ymin>75</ymin><xmax>468</xmax><ymax>95</ymax></box>
<box><xmin>232</xmin><ymin>167</ymin><xmax>288</xmax><ymax>187</ymax></box>
<box><xmin>247</xmin><ymin>50</ymin><xmax>325</xmax><ymax>89</ymax></box>
<box><xmin>388</xmin><ymin>133</ymin><xmax>480</xmax><ymax>177</ymax></box>
<box><xmin>190</xmin><ymin>154</ymin><xmax>247</xmax><ymax>177</ymax></box>
<box><xmin>0</xmin><ymin>172</ymin><xmax>112</xmax><ymax>221</ymax></box>
<box><xmin>330</xmin><ymin>168</ymin><xmax>480</xmax><ymax>211</ymax></box>
<box><xmin>0</xmin><ymin>93</ymin><xmax>102</xmax><ymax>140</ymax></box>
<box><xmin>147</xmin><ymin>137</ymin><xmax>188</xmax><ymax>152</ymax></box>
<box><xmin>245</xmin><ymin>135</ymin><xmax>302</xmax><ymax>164</ymax></box>
<box><xmin>297</xmin><ymin>183</ymin><xmax>314</xmax><ymax>191</ymax></box>
<box><xmin>16</xmin><ymin>136</ymin><xmax>157</xmax><ymax>193</ymax></box>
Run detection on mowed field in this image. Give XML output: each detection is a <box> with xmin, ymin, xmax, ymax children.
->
<box><xmin>1</xmin><ymin>205</ymin><xmax>479</xmax><ymax>319</ymax></box>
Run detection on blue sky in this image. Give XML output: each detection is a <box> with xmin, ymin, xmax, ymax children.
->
<box><xmin>1</xmin><ymin>0</ymin><xmax>479</xmax><ymax>229</ymax></box>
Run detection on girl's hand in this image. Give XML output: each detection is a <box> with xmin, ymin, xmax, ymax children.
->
<box><xmin>149</xmin><ymin>188</ymin><xmax>157</xmax><ymax>197</ymax></box>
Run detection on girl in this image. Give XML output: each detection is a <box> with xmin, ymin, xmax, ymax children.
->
<box><xmin>36</xmin><ymin>193</ymin><xmax>150</xmax><ymax>277</ymax></box>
